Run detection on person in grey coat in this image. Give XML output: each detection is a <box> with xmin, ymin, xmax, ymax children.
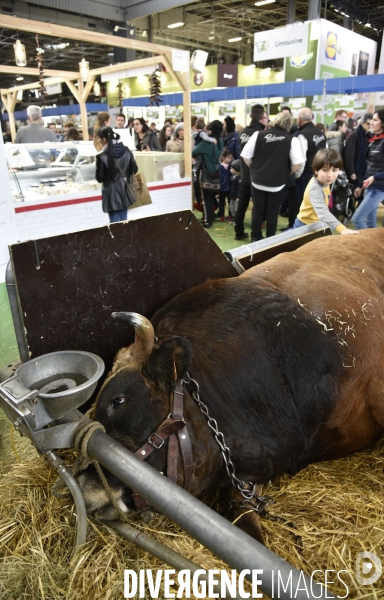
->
<box><xmin>326</xmin><ymin>120</ymin><xmax>348</xmax><ymax>157</ymax></box>
<box><xmin>15</xmin><ymin>105</ymin><xmax>58</xmax><ymax>143</ymax></box>
<box><xmin>95</xmin><ymin>127</ymin><xmax>138</xmax><ymax>223</ymax></box>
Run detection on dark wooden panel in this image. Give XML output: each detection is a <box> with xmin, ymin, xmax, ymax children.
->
<box><xmin>10</xmin><ymin>211</ymin><xmax>237</xmax><ymax>372</ymax></box>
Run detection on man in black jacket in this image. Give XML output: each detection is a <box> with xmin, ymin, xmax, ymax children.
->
<box><xmin>234</xmin><ymin>104</ymin><xmax>266</xmax><ymax>240</ymax></box>
<box><xmin>242</xmin><ymin>112</ymin><xmax>303</xmax><ymax>241</ymax></box>
<box><xmin>344</xmin><ymin>113</ymin><xmax>372</xmax><ymax>188</ymax></box>
<box><xmin>295</xmin><ymin>107</ymin><xmax>327</xmax><ymax>204</ymax></box>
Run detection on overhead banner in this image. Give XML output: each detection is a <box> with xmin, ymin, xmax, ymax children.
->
<box><xmin>254</xmin><ymin>22</ymin><xmax>309</xmax><ymax>62</ymax></box>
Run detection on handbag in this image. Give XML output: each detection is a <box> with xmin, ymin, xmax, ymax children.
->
<box><xmin>128</xmin><ymin>172</ymin><xmax>152</xmax><ymax>210</ymax></box>
<box><xmin>200</xmin><ymin>145</ymin><xmax>220</xmax><ymax>191</ymax></box>
<box><xmin>117</xmin><ymin>161</ymin><xmax>138</xmax><ymax>206</ymax></box>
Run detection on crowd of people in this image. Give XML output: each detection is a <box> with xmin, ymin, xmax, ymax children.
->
<box><xmin>7</xmin><ymin>104</ymin><xmax>384</xmax><ymax>232</ymax></box>
<box><xmin>190</xmin><ymin>106</ymin><xmax>384</xmax><ymax>237</ymax></box>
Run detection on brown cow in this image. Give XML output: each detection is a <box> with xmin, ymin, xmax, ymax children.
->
<box><xmin>78</xmin><ymin>229</ymin><xmax>384</xmax><ymax>540</ymax></box>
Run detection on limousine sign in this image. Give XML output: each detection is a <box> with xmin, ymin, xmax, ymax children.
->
<box><xmin>254</xmin><ymin>22</ymin><xmax>309</xmax><ymax>61</ymax></box>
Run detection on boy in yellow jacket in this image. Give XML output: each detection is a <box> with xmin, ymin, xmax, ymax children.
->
<box><xmin>294</xmin><ymin>148</ymin><xmax>359</xmax><ymax>235</ymax></box>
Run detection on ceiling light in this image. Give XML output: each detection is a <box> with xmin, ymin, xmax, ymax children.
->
<box><xmin>209</xmin><ymin>35</ymin><xmax>215</xmax><ymax>40</ymax></box>
<box><xmin>167</xmin><ymin>22</ymin><xmax>184</xmax><ymax>29</ymax></box>
<box><xmin>114</xmin><ymin>25</ymin><xmax>119</xmax><ymax>32</ymax></box>
<box><xmin>255</xmin><ymin>0</ymin><xmax>275</xmax><ymax>5</ymax></box>
<box><xmin>129</xmin><ymin>28</ymin><xmax>135</xmax><ymax>35</ymax></box>
<box><xmin>93</xmin><ymin>81</ymin><xmax>100</xmax><ymax>96</ymax></box>
<box><xmin>107</xmin><ymin>52</ymin><xmax>114</xmax><ymax>56</ymax></box>
<box><xmin>79</xmin><ymin>57</ymin><xmax>90</xmax><ymax>81</ymax></box>
<box><xmin>16</xmin><ymin>76</ymin><xmax>24</xmax><ymax>81</ymax></box>
<box><xmin>14</xmin><ymin>39</ymin><xmax>27</xmax><ymax>67</ymax></box>
<box><xmin>365</xmin><ymin>22</ymin><xmax>372</xmax><ymax>27</ymax></box>
<box><xmin>228</xmin><ymin>37</ymin><xmax>242</xmax><ymax>42</ymax></box>
<box><xmin>142</xmin><ymin>30</ymin><xmax>147</xmax><ymax>37</ymax></box>
<box><xmin>44</xmin><ymin>42</ymin><xmax>69</xmax><ymax>50</ymax></box>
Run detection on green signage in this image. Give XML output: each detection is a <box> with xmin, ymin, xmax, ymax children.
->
<box><xmin>285</xmin><ymin>40</ymin><xmax>318</xmax><ymax>83</ymax></box>
<box><xmin>219</xmin><ymin>103</ymin><xmax>236</xmax><ymax>116</ymax></box>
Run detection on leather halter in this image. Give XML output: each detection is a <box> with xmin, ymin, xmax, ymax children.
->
<box><xmin>131</xmin><ymin>379</ymin><xmax>193</xmax><ymax>511</ymax></box>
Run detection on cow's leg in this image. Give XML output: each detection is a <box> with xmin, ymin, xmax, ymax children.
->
<box><xmin>225</xmin><ymin>486</ymin><xmax>265</xmax><ymax>544</ymax></box>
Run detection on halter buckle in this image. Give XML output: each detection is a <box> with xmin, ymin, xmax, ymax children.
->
<box><xmin>148</xmin><ymin>431</ymin><xmax>165</xmax><ymax>449</ymax></box>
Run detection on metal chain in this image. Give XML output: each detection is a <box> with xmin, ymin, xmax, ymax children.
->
<box><xmin>183</xmin><ymin>373</ymin><xmax>274</xmax><ymax>514</ymax></box>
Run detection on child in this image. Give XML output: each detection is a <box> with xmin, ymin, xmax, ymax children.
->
<box><xmin>219</xmin><ymin>149</ymin><xmax>233</xmax><ymax>221</ymax></box>
<box><xmin>293</xmin><ymin>148</ymin><xmax>359</xmax><ymax>235</ymax></box>
<box><xmin>229</xmin><ymin>159</ymin><xmax>241</xmax><ymax>222</ymax></box>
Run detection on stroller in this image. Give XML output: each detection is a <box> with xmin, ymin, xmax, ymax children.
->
<box><xmin>330</xmin><ymin>170</ymin><xmax>355</xmax><ymax>226</ymax></box>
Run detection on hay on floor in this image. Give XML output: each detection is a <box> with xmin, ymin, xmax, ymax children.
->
<box><xmin>0</xmin><ymin>419</ymin><xmax>383</xmax><ymax>599</ymax></box>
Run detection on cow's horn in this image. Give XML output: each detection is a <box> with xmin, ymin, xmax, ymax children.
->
<box><xmin>112</xmin><ymin>312</ymin><xmax>155</xmax><ymax>359</ymax></box>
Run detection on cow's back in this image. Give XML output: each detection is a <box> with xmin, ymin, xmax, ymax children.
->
<box><xmin>243</xmin><ymin>228</ymin><xmax>384</xmax><ymax>459</ymax></box>
<box><xmin>151</xmin><ymin>229</ymin><xmax>384</xmax><ymax>474</ymax></box>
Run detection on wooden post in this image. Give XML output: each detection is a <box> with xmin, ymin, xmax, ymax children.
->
<box><xmin>2</xmin><ymin>91</ymin><xmax>18</xmax><ymax>142</ymax></box>
<box><xmin>77</xmin><ymin>78</ymin><xmax>89</xmax><ymax>141</ymax></box>
<box><xmin>161</xmin><ymin>53</ymin><xmax>191</xmax><ymax>180</ymax></box>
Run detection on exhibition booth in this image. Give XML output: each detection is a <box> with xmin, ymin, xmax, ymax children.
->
<box><xmin>0</xmin><ymin>14</ymin><xmax>192</xmax><ymax>283</ymax></box>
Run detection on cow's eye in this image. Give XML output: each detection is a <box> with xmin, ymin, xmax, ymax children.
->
<box><xmin>112</xmin><ymin>396</ymin><xmax>126</xmax><ymax>409</ymax></box>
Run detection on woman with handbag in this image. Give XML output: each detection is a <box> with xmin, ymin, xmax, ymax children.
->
<box><xmin>95</xmin><ymin>126</ymin><xmax>138</xmax><ymax>223</ymax></box>
<box><xmin>192</xmin><ymin>120</ymin><xmax>224</xmax><ymax>228</ymax></box>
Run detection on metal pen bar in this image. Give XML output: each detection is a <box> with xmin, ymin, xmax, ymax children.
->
<box><xmin>87</xmin><ymin>429</ymin><xmax>335</xmax><ymax>600</ymax></box>
<box><xmin>5</xmin><ymin>261</ymin><xmax>29</xmax><ymax>363</ymax></box>
<box><xmin>101</xmin><ymin>519</ymin><xmax>243</xmax><ymax>600</ymax></box>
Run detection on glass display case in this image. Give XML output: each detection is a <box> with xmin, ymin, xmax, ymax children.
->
<box><xmin>5</xmin><ymin>141</ymin><xmax>101</xmax><ymax>203</ymax></box>
<box><xmin>6</xmin><ymin>141</ymin><xmax>186</xmax><ymax>203</ymax></box>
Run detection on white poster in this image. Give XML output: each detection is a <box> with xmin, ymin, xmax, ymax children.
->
<box><xmin>314</xmin><ymin>18</ymin><xmax>377</xmax><ymax>79</ymax></box>
<box><xmin>254</xmin><ymin>22</ymin><xmax>309</xmax><ymax>62</ymax></box>
<box><xmin>379</xmin><ymin>32</ymin><xmax>384</xmax><ymax>74</ymax></box>
<box><xmin>375</xmin><ymin>32</ymin><xmax>384</xmax><ymax>107</ymax></box>
<box><xmin>172</xmin><ymin>49</ymin><xmax>190</xmax><ymax>73</ymax></box>
<box><xmin>6</xmin><ymin>145</ymin><xmax>35</xmax><ymax>169</ymax></box>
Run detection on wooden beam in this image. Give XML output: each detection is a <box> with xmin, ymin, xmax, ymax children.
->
<box><xmin>1</xmin><ymin>76</ymin><xmax>78</xmax><ymax>94</ymax></box>
<box><xmin>0</xmin><ymin>65</ymin><xmax>78</xmax><ymax>78</ymax></box>
<box><xmin>0</xmin><ymin>14</ymin><xmax>182</xmax><ymax>54</ymax></box>
<box><xmin>0</xmin><ymin>55</ymin><xmax>169</xmax><ymax>95</ymax></box>
<box><xmin>89</xmin><ymin>55</ymin><xmax>165</xmax><ymax>77</ymax></box>
<box><xmin>81</xmin><ymin>76</ymin><xmax>96</xmax><ymax>104</ymax></box>
<box><xmin>66</xmin><ymin>80</ymin><xmax>81</xmax><ymax>104</ymax></box>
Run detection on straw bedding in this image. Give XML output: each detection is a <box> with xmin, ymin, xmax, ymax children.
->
<box><xmin>0</xmin><ymin>416</ymin><xmax>383</xmax><ymax>599</ymax></box>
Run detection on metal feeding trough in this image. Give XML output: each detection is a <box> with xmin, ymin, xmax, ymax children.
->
<box><xmin>0</xmin><ymin>350</ymin><xmax>105</xmax><ymax>435</ymax></box>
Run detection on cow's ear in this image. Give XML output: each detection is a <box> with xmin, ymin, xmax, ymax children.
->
<box><xmin>145</xmin><ymin>336</ymin><xmax>192</xmax><ymax>391</ymax></box>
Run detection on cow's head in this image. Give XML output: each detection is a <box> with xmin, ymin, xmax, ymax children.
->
<box><xmin>77</xmin><ymin>312</ymin><xmax>192</xmax><ymax>517</ymax></box>
<box><xmin>95</xmin><ymin>312</ymin><xmax>191</xmax><ymax>453</ymax></box>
